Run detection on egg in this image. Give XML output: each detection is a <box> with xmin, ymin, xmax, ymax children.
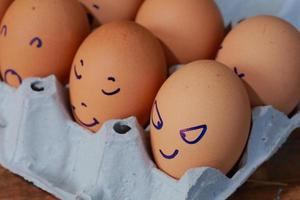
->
<box><xmin>216</xmin><ymin>15</ymin><xmax>300</xmax><ymax>114</ymax></box>
<box><xmin>78</xmin><ymin>0</ymin><xmax>144</xmax><ymax>25</ymax></box>
<box><xmin>69</xmin><ymin>21</ymin><xmax>167</xmax><ymax>133</ymax></box>
<box><xmin>136</xmin><ymin>0</ymin><xmax>224</xmax><ymax>65</ymax></box>
<box><xmin>150</xmin><ymin>60</ymin><xmax>251</xmax><ymax>179</ymax></box>
<box><xmin>0</xmin><ymin>0</ymin><xmax>13</xmax><ymax>21</ymax></box>
<box><xmin>0</xmin><ymin>0</ymin><xmax>90</xmax><ymax>87</ymax></box>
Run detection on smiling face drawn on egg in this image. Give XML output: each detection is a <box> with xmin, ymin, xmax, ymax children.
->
<box><xmin>0</xmin><ymin>23</ymin><xmax>45</xmax><ymax>87</ymax></box>
<box><xmin>151</xmin><ymin>100</ymin><xmax>208</xmax><ymax>160</ymax></box>
<box><xmin>70</xmin><ymin>58</ymin><xmax>124</xmax><ymax>132</ymax></box>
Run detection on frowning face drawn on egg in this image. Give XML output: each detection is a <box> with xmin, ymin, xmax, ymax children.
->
<box><xmin>151</xmin><ymin>100</ymin><xmax>208</xmax><ymax>160</ymax></box>
<box><xmin>0</xmin><ymin>24</ymin><xmax>45</xmax><ymax>87</ymax></box>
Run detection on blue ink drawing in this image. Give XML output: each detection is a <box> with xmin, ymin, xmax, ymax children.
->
<box><xmin>0</xmin><ymin>25</ymin><xmax>7</xmax><ymax>36</ymax></box>
<box><xmin>159</xmin><ymin>149</ymin><xmax>179</xmax><ymax>159</ymax></box>
<box><xmin>234</xmin><ymin>67</ymin><xmax>245</xmax><ymax>78</ymax></box>
<box><xmin>30</xmin><ymin>37</ymin><xmax>43</xmax><ymax>48</ymax></box>
<box><xmin>151</xmin><ymin>100</ymin><xmax>163</xmax><ymax>130</ymax></box>
<box><xmin>180</xmin><ymin>124</ymin><xmax>208</xmax><ymax>144</ymax></box>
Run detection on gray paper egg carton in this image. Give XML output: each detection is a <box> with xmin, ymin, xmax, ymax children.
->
<box><xmin>0</xmin><ymin>76</ymin><xmax>299</xmax><ymax>200</ymax></box>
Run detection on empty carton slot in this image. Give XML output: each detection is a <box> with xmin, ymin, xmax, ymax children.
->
<box><xmin>113</xmin><ymin>122</ymin><xmax>131</xmax><ymax>134</ymax></box>
<box><xmin>31</xmin><ymin>81</ymin><xmax>44</xmax><ymax>92</ymax></box>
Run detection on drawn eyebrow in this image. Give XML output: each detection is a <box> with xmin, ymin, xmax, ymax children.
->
<box><xmin>93</xmin><ymin>4</ymin><xmax>100</xmax><ymax>10</ymax></box>
<box><xmin>80</xmin><ymin>59</ymin><xmax>84</xmax><ymax>66</ymax></box>
<box><xmin>30</xmin><ymin>37</ymin><xmax>43</xmax><ymax>48</ymax></box>
<box><xmin>0</xmin><ymin>25</ymin><xmax>7</xmax><ymax>36</ymax></box>
<box><xmin>151</xmin><ymin>100</ymin><xmax>163</xmax><ymax>130</ymax></box>
<box><xmin>107</xmin><ymin>77</ymin><xmax>116</xmax><ymax>82</ymax></box>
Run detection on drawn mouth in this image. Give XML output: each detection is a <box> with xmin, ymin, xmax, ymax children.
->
<box><xmin>101</xmin><ymin>88</ymin><xmax>121</xmax><ymax>96</ymax></box>
<box><xmin>159</xmin><ymin>149</ymin><xmax>179</xmax><ymax>160</ymax></box>
<box><xmin>71</xmin><ymin>105</ymin><xmax>100</xmax><ymax>128</ymax></box>
<box><xmin>74</xmin><ymin>65</ymin><xmax>82</xmax><ymax>80</ymax></box>
<box><xmin>4</xmin><ymin>69</ymin><xmax>22</xmax><ymax>85</ymax></box>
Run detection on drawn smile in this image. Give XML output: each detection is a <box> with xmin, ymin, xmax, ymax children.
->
<box><xmin>159</xmin><ymin>149</ymin><xmax>179</xmax><ymax>159</ymax></box>
<box><xmin>74</xmin><ymin>65</ymin><xmax>82</xmax><ymax>80</ymax></box>
<box><xmin>71</xmin><ymin>105</ymin><xmax>100</xmax><ymax>128</ymax></box>
<box><xmin>4</xmin><ymin>69</ymin><xmax>22</xmax><ymax>85</ymax></box>
<box><xmin>101</xmin><ymin>88</ymin><xmax>121</xmax><ymax>96</ymax></box>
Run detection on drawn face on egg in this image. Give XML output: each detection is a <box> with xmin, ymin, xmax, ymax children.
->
<box><xmin>70</xmin><ymin>58</ymin><xmax>123</xmax><ymax>131</ymax></box>
<box><xmin>0</xmin><ymin>24</ymin><xmax>44</xmax><ymax>86</ymax></box>
<box><xmin>69</xmin><ymin>21</ymin><xmax>167</xmax><ymax>133</ymax></box>
<box><xmin>151</xmin><ymin>100</ymin><xmax>208</xmax><ymax>160</ymax></box>
<box><xmin>0</xmin><ymin>0</ymin><xmax>90</xmax><ymax>88</ymax></box>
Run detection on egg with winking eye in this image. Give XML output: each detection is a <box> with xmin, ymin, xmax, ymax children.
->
<box><xmin>69</xmin><ymin>21</ymin><xmax>167</xmax><ymax>133</ymax></box>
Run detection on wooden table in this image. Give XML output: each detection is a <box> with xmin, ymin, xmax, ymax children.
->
<box><xmin>1</xmin><ymin>129</ymin><xmax>300</xmax><ymax>200</ymax></box>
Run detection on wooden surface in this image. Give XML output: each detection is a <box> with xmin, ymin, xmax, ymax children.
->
<box><xmin>0</xmin><ymin>129</ymin><xmax>300</xmax><ymax>200</ymax></box>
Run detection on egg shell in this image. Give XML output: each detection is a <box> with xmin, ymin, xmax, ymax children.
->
<box><xmin>69</xmin><ymin>21</ymin><xmax>167</xmax><ymax>133</ymax></box>
<box><xmin>79</xmin><ymin>0</ymin><xmax>144</xmax><ymax>25</ymax></box>
<box><xmin>0</xmin><ymin>0</ymin><xmax>90</xmax><ymax>87</ymax></box>
<box><xmin>0</xmin><ymin>0</ymin><xmax>13</xmax><ymax>21</ymax></box>
<box><xmin>151</xmin><ymin>60</ymin><xmax>251</xmax><ymax>179</ymax></box>
<box><xmin>216</xmin><ymin>15</ymin><xmax>300</xmax><ymax>114</ymax></box>
<box><xmin>136</xmin><ymin>0</ymin><xmax>224</xmax><ymax>65</ymax></box>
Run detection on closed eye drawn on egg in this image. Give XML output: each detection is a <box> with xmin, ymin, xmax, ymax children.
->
<box><xmin>107</xmin><ymin>77</ymin><xmax>116</xmax><ymax>82</ymax></box>
<box><xmin>0</xmin><ymin>25</ymin><xmax>7</xmax><ymax>36</ymax></box>
<box><xmin>101</xmin><ymin>76</ymin><xmax>121</xmax><ymax>96</ymax></box>
<box><xmin>180</xmin><ymin>124</ymin><xmax>208</xmax><ymax>145</ymax></box>
<box><xmin>74</xmin><ymin>59</ymin><xmax>84</xmax><ymax>80</ymax></box>
<box><xmin>30</xmin><ymin>37</ymin><xmax>43</xmax><ymax>48</ymax></box>
<box><xmin>4</xmin><ymin>69</ymin><xmax>22</xmax><ymax>85</ymax></box>
<box><xmin>234</xmin><ymin>67</ymin><xmax>245</xmax><ymax>78</ymax></box>
<box><xmin>93</xmin><ymin>3</ymin><xmax>100</xmax><ymax>10</ymax></box>
<box><xmin>151</xmin><ymin>100</ymin><xmax>163</xmax><ymax>130</ymax></box>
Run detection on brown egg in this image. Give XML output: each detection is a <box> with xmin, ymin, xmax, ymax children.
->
<box><xmin>0</xmin><ymin>0</ymin><xmax>13</xmax><ymax>21</ymax></box>
<box><xmin>150</xmin><ymin>60</ymin><xmax>251</xmax><ymax>179</ymax></box>
<box><xmin>69</xmin><ymin>21</ymin><xmax>167</xmax><ymax>133</ymax></box>
<box><xmin>136</xmin><ymin>0</ymin><xmax>224</xmax><ymax>65</ymax></box>
<box><xmin>216</xmin><ymin>15</ymin><xmax>300</xmax><ymax>114</ymax></box>
<box><xmin>0</xmin><ymin>0</ymin><xmax>90</xmax><ymax>87</ymax></box>
<box><xmin>79</xmin><ymin>0</ymin><xmax>144</xmax><ymax>25</ymax></box>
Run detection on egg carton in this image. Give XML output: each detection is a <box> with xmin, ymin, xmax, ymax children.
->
<box><xmin>0</xmin><ymin>75</ymin><xmax>299</xmax><ymax>200</ymax></box>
